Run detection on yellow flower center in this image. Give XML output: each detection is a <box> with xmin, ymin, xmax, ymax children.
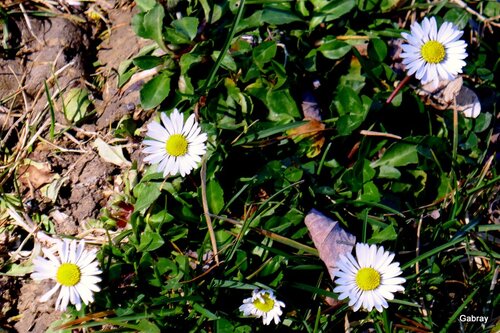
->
<box><xmin>253</xmin><ymin>293</ymin><xmax>275</xmax><ymax>313</ymax></box>
<box><xmin>166</xmin><ymin>134</ymin><xmax>189</xmax><ymax>157</ymax></box>
<box><xmin>355</xmin><ymin>267</ymin><xmax>381</xmax><ymax>291</ymax></box>
<box><xmin>56</xmin><ymin>263</ymin><xmax>81</xmax><ymax>287</ymax></box>
<box><xmin>420</xmin><ymin>40</ymin><xmax>446</xmax><ymax>64</ymax></box>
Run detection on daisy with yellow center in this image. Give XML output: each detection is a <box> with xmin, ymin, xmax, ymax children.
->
<box><xmin>31</xmin><ymin>239</ymin><xmax>102</xmax><ymax>311</ymax></box>
<box><xmin>400</xmin><ymin>17</ymin><xmax>467</xmax><ymax>88</ymax></box>
<box><xmin>143</xmin><ymin>108</ymin><xmax>207</xmax><ymax>177</ymax></box>
<box><xmin>239</xmin><ymin>289</ymin><xmax>286</xmax><ymax>325</ymax></box>
<box><xmin>333</xmin><ymin>243</ymin><xmax>405</xmax><ymax>312</ymax></box>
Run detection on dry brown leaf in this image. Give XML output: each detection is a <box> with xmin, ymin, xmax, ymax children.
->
<box><xmin>304</xmin><ymin>209</ymin><xmax>356</xmax><ymax>280</ymax></box>
<box><xmin>418</xmin><ymin>76</ymin><xmax>481</xmax><ymax>118</ymax></box>
<box><xmin>18</xmin><ymin>160</ymin><xmax>57</xmax><ymax>189</ymax></box>
<box><xmin>287</xmin><ymin>92</ymin><xmax>326</xmax><ymax>158</ymax></box>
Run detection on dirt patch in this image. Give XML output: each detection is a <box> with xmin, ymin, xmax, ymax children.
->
<box><xmin>95</xmin><ymin>4</ymin><xmax>150</xmax><ymax>130</ymax></box>
<box><xmin>1</xmin><ymin>1</ymin><xmax>148</xmax><ymax>331</ymax></box>
<box><xmin>13</xmin><ymin>280</ymin><xmax>62</xmax><ymax>333</ymax></box>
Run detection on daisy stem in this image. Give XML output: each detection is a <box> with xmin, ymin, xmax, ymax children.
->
<box><xmin>385</xmin><ymin>75</ymin><xmax>411</xmax><ymax>104</ymax></box>
<box><xmin>452</xmin><ymin>103</ymin><xmax>458</xmax><ymax>162</ymax></box>
<box><xmin>200</xmin><ymin>157</ymin><xmax>220</xmax><ymax>265</ymax></box>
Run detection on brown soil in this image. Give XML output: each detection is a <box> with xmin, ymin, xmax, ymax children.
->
<box><xmin>0</xmin><ymin>1</ymin><xmax>149</xmax><ymax>331</ymax></box>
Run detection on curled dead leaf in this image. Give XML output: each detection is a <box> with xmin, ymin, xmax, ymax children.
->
<box><xmin>418</xmin><ymin>76</ymin><xmax>481</xmax><ymax>118</ymax></box>
<box><xmin>18</xmin><ymin>160</ymin><xmax>57</xmax><ymax>189</ymax></box>
<box><xmin>287</xmin><ymin>92</ymin><xmax>326</xmax><ymax>158</ymax></box>
<box><xmin>304</xmin><ymin>209</ymin><xmax>356</xmax><ymax>280</ymax></box>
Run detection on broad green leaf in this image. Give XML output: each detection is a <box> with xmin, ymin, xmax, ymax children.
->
<box><xmin>266</xmin><ymin>89</ymin><xmax>300</xmax><ymax>122</ymax></box>
<box><xmin>63</xmin><ymin>88</ymin><xmax>91</xmax><ymax>124</ymax></box>
<box><xmin>368</xmin><ymin>38</ymin><xmax>387</xmax><ymax>62</ymax></box>
<box><xmin>311</xmin><ymin>0</ymin><xmax>355</xmax><ymax>29</ymax></box>
<box><xmin>132</xmin><ymin>55</ymin><xmax>163</xmax><ymax>70</ymax></box>
<box><xmin>252</xmin><ymin>41</ymin><xmax>277</xmax><ymax>70</ymax></box>
<box><xmin>473</xmin><ymin>113</ymin><xmax>492</xmax><ymax>133</ymax></box>
<box><xmin>136</xmin><ymin>319</ymin><xmax>161</xmax><ymax>333</ymax></box>
<box><xmin>215</xmin><ymin>318</ymin><xmax>234</xmax><ymax>333</ymax></box>
<box><xmin>172</xmin><ymin>17</ymin><xmax>199</xmax><ymax>41</ymax></box>
<box><xmin>262</xmin><ymin>8</ymin><xmax>302</xmax><ymax>25</ymax></box>
<box><xmin>134</xmin><ymin>182</ymin><xmax>162</xmax><ymax>213</ymax></box>
<box><xmin>380</xmin><ymin>0</ymin><xmax>400</xmax><ymax>12</ymax></box>
<box><xmin>135</xmin><ymin>0</ymin><xmax>156</xmax><ymax>11</ymax></box>
<box><xmin>360</xmin><ymin>181</ymin><xmax>381</xmax><ymax>202</ymax></box>
<box><xmin>484</xmin><ymin>1</ymin><xmax>500</xmax><ymax>17</ymax></box>
<box><xmin>140</xmin><ymin>71</ymin><xmax>172</xmax><ymax>110</ymax></box>
<box><xmin>335</xmin><ymin>88</ymin><xmax>371</xmax><ymax>136</ymax></box>
<box><xmin>212</xmin><ymin>51</ymin><xmax>237</xmax><ymax>72</ymax></box>
<box><xmin>371</xmin><ymin>143</ymin><xmax>419</xmax><ymax>168</ymax></box>
<box><xmin>138</xmin><ymin>231</ymin><xmax>165</xmax><ymax>252</ymax></box>
<box><xmin>284</xmin><ymin>166</ymin><xmax>303</xmax><ymax>182</ymax></box>
<box><xmin>369</xmin><ymin>224</ymin><xmax>397</xmax><ymax>242</ymax></box>
<box><xmin>207</xmin><ymin>180</ymin><xmax>224</xmax><ymax>214</ymax></box>
<box><xmin>318</xmin><ymin>39</ymin><xmax>351</xmax><ymax>60</ymax></box>
<box><xmin>143</xmin><ymin>4</ymin><xmax>167</xmax><ymax>50</ymax></box>
<box><xmin>379</xmin><ymin>165</ymin><xmax>401</xmax><ymax>179</ymax></box>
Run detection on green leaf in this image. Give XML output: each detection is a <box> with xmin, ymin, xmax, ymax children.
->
<box><xmin>172</xmin><ymin>17</ymin><xmax>199</xmax><ymax>41</ymax></box>
<box><xmin>369</xmin><ymin>224</ymin><xmax>397</xmax><ymax>242</ymax></box>
<box><xmin>262</xmin><ymin>7</ymin><xmax>302</xmax><ymax>25</ymax></box>
<box><xmin>215</xmin><ymin>318</ymin><xmax>235</xmax><ymax>333</ymax></box>
<box><xmin>212</xmin><ymin>51</ymin><xmax>237</xmax><ymax>72</ymax></box>
<box><xmin>335</xmin><ymin>87</ymin><xmax>371</xmax><ymax>136</ymax></box>
<box><xmin>139</xmin><ymin>231</ymin><xmax>165</xmax><ymax>252</ymax></box>
<box><xmin>252</xmin><ymin>41</ymin><xmax>277</xmax><ymax>70</ymax></box>
<box><xmin>380</xmin><ymin>0</ymin><xmax>400</xmax><ymax>12</ymax></box>
<box><xmin>142</xmin><ymin>3</ymin><xmax>167</xmax><ymax>50</ymax></box>
<box><xmin>378</xmin><ymin>165</ymin><xmax>401</xmax><ymax>179</ymax></box>
<box><xmin>266</xmin><ymin>89</ymin><xmax>300</xmax><ymax>122</ymax></box>
<box><xmin>360</xmin><ymin>181</ymin><xmax>381</xmax><ymax>202</ymax></box>
<box><xmin>318</xmin><ymin>39</ymin><xmax>351</xmax><ymax>60</ymax></box>
<box><xmin>136</xmin><ymin>319</ymin><xmax>161</xmax><ymax>333</ymax></box>
<box><xmin>135</xmin><ymin>0</ymin><xmax>156</xmax><ymax>11</ymax></box>
<box><xmin>134</xmin><ymin>182</ymin><xmax>162</xmax><ymax>213</ymax></box>
<box><xmin>207</xmin><ymin>180</ymin><xmax>224</xmax><ymax>214</ymax></box>
<box><xmin>140</xmin><ymin>71</ymin><xmax>172</xmax><ymax>110</ymax></box>
<box><xmin>233</xmin><ymin>121</ymin><xmax>308</xmax><ymax>145</ymax></box>
<box><xmin>473</xmin><ymin>112</ymin><xmax>492</xmax><ymax>133</ymax></box>
<box><xmin>0</xmin><ymin>263</ymin><xmax>33</xmax><ymax>277</ymax></box>
<box><xmin>311</xmin><ymin>0</ymin><xmax>355</xmax><ymax>29</ymax></box>
<box><xmin>132</xmin><ymin>55</ymin><xmax>163</xmax><ymax>70</ymax></box>
<box><xmin>371</xmin><ymin>143</ymin><xmax>419</xmax><ymax>168</ymax></box>
<box><xmin>368</xmin><ymin>38</ymin><xmax>387</xmax><ymax>62</ymax></box>
<box><xmin>63</xmin><ymin>88</ymin><xmax>91</xmax><ymax>124</ymax></box>
<box><xmin>192</xmin><ymin>303</ymin><xmax>219</xmax><ymax>320</ymax></box>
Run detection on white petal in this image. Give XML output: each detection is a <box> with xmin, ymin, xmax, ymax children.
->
<box><xmin>39</xmin><ymin>284</ymin><xmax>61</xmax><ymax>302</ymax></box>
<box><xmin>147</xmin><ymin>122</ymin><xmax>169</xmax><ymax>141</ymax></box>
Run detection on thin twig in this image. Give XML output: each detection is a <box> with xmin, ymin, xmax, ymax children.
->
<box><xmin>200</xmin><ymin>158</ymin><xmax>220</xmax><ymax>265</ymax></box>
<box><xmin>386</xmin><ymin>75</ymin><xmax>411</xmax><ymax>104</ymax></box>
<box><xmin>449</xmin><ymin>0</ymin><xmax>500</xmax><ymax>30</ymax></box>
<box><xmin>360</xmin><ymin>130</ymin><xmax>402</xmax><ymax>140</ymax></box>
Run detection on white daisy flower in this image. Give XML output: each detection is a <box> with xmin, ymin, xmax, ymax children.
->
<box><xmin>239</xmin><ymin>289</ymin><xmax>286</xmax><ymax>325</ymax></box>
<box><xmin>31</xmin><ymin>239</ymin><xmax>102</xmax><ymax>311</ymax></box>
<box><xmin>143</xmin><ymin>108</ymin><xmax>207</xmax><ymax>177</ymax></box>
<box><xmin>333</xmin><ymin>243</ymin><xmax>406</xmax><ymax>312</ymax></box>
<box><xmin>400</xmin><ymin>17</ymin><xmax>468</xmax><ymax>88</ymax></box>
